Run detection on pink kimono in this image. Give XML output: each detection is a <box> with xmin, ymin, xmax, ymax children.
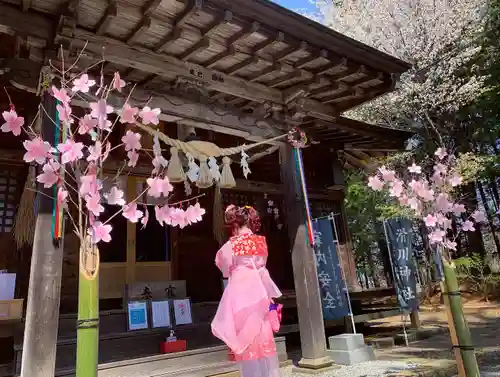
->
<box><xmin>211</xmin><ymin>231</ymin><xmax>282</xmax><ymax>377</ymax></box>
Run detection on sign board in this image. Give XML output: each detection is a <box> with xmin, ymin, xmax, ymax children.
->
<box><xmin>385</xmin><ymin>218</ymin><xmax>419</xmax><ymax>312</ymax></box>
<box><xmin>127</xmin><ymin>301</ymin><xmax>149</xmax><ymax>331</ymax></box>
<box><xmin>312</xmin><ymin>219</ymin><xmax>349</xmax><ymax>320</ymax></box>
<box><xmin>0</xmin><ymin>273</ymin><xmax>16</xmax><ymax>301</ymax></box>
<box><xmin>151</xmin><ymin>300</ymin><xmax>171</xmax><ymax>328</ymax></box>
<box><xmin>127</xmin><ymin>280</ymin><xmax>187</xmax><ymax>301</ymax></box>
<box><xmin>173</xmin><ymin>298</ymin><xmax>193</xmax><ymax>325</ymax></box>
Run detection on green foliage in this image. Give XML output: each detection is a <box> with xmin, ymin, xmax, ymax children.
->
<box><xmin>454</xmin><ymin>253</ymin><xmax>500</xmax><ymax>300</ymax></box>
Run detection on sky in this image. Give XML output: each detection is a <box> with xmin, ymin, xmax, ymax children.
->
<box><xmin>271</xmin><ymin>0</ymin><xmax>317</xmax><ymax>14</ymax></box>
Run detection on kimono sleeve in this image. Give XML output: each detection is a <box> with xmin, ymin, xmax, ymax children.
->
<box><xmin>215</xmin><ymin>241</ymin><xmax>233</xmax><ymax>278</ymax></box>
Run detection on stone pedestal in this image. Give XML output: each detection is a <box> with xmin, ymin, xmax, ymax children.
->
<box><xmin>326</xmin><ymin>334</ymin><xmax>375</xmax><ymax>365</ymax></box>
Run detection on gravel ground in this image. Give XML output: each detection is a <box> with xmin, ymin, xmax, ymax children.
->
<box><xmin>280</xmin><ymin>361</ymin><xmax>420</xmax><ymax>377</ymax></box>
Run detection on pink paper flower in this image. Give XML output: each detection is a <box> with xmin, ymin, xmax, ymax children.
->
<box><xmin>389</xmin><ymin>179</ymin><xmax>404</xmax><ymax>198</ymax></box>
<box><xmin>424</xmin><ymin>214</ymin><xmax>438</xmax><ymax>227</ymax></box>
<box><xmin>429</xmin><ymin>229</ymin><xmax>446</xmax><ymax>244</ymax></box>
<box><xmin>452</xmin><ymin>203</ymin><xmax>466</xmax><ymax>215</ymax></box>
<box><xmin>104</xmin><ymin>186</ymin><xmax>126</xmax><ymax>206</ymax></box>
<box><xmin>434</xmin><ymin>193</ymin><xmax>452</xmax><ymax>212</ymax></box>
<box><xmin>435</xmin><ymin>148</ymin><xmax>447</xmax><ymax>160</ymax></box>
<box><xmin>407</xmin><ymin>197</ymin><xmax>421</xmax><ymax>211</ymax></box>
<box><xmin>89</xmin><ymin>221</ymin><xmax>112</xmax><ymax>243</ymax></box>
<box><xmin>139</xmin><ymin>106</ymin><xmax>161</xmax><ymax>125</ymax></box>
<box><xmin>378</xmin><ymin>166</ymin><xmax>396</xmax><ymax>182</ymax></box>
<box><xmin>147</xmin><ymin>177</ymin><xmax>173</xmax><ymax>198</ymax></box>
<box><xmin>72</xmin><ymin>74</ymin><xmax>96</xmax><ymax>93</ymax></box>
<box><xmin>85</xmin><ymin>194</ymin><xmax>104</xmax><ymax>216</ymax></box>
<box><xmin>367</xmin><ymin>176</ymin><xmax>384</xmax><ymax>191</ymax></box>
<box><xmin>37</xmin><ymin>161</ymin><xmax>60</xmax><ymax>188</ymax></box>
<box><xmin>170</xmin><ymin>208</ymin><xmax>188</xmax><ymax>228</ymax></box>
<box><xmin>185</xmin><ymin>203</ymin><xmax>206</xmax><ymax>224</ymax></box>
<box><xmin>89</xmin><ymin>99</ymin><xmax>113</xmax><ymax>132</ymax></box>
<box><xmin>122</xmin><ymin>202</ymin><xmax>144</xmax><ymax>223</ymax></box>
<box><xmin>155</xmin><ymin>205</ymin><xmax>170</xmax><ymax>226</ymax></box>
<box><xmin>2</xmin><ymin>109</ymin><xmax>25</xmax><ymax>136</ymax></box>
<box><xmin>448</xmin><ymin>175</ymin><xmax>463</xmax><ymax>187</ymax></box>
<box><xmin>462</xmin><ymin>220</ymin><xmax>475</xmax><ymax>232</ymax></box>
<box><xmin>443</xmin><ymin>239</ymin><xmax>457</xmax><ymax>251</ymax></box>
<box><xmin>23</xmin><ymin>137</ymin><xmax>53</xmax><ymax>164</ymax></box>
<box><xmin>52</xmin><ymin>86</ymin><xmax>71</xmax><ymax>104</ymax></box>
<box><xmin>472</xmin><ymin>210</ymin><xmax>487</xmax><ymax>223</ymax></box>
<box><xmin>57</xmin><ymin>187</ymin><xmax>68</xmax><ymax>208</ymax></box>
<box><xmin>121</xmin><ymin>130</ymin><xmax>142</xmax><ymax>151</ymax></box>
<box><xmin>78</xmin><ymin>114</ymin><xmax>98</xmax><ymax>135</ymax></box>
<box><xmin>87</xmin><ymin>141</ymin><xmax>103</xmax><ymax>162</ymax></box>
<box><xmin>408</xmin><ymin>163</ymin><xmax>422</xmax><ymax>174</ymax></box>
<box><xmin>433</xmin><ymin>163</ymin><xmax>447</xmax><ymax>176</ymax></box>
<box><xmin>119</xmin><ymin>103</ymin><xmax>139</xmax><ymax>124</ymax></box>
<box><xmin>141</xmin><ymin>205</ymin><xmax>149</xmax><ymax>229</ymax></box>
<box><xmin>113</xmin><ymin>72</ymin><xmax>126</xmax><ymax>92</ymax></box>
<box><xmin>57</xmin><ymin>139</ymin><xmax>84</xmax><ymax>164</ymax></box>
<box><xmin>57</xmin><ymin>104</ymin><xmax>73</xmax><ymax>124</ymax></box>
<box><xmin>79</xmin><ymin>173</ymin><xmax>98</xmax><ymax>196</ymax></box>
<box><xmin>127</xmin><ymin>150</ymin><xmax>139</xmax><ymax>167</ymax></box>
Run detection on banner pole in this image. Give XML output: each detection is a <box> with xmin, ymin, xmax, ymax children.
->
<box><xmin>330</xmin><ymin>213</ymin><xmax>356</xmax><ymax>334</ymax></box>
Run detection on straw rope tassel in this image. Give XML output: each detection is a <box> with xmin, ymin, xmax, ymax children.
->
<box><xmin>166</xmin><ymin>147</ymin><xmax>186</xmax><ymax>183</ymax></box>
<box><xmin>13</xmin><ymin>165</ymin><xmax>37</xmax><ymax>248</ymax></box>
<box><xmin>219</xmin><ymin>157</ymin><xmax>236</xmax><ymax>188</ymax></box>
<box><xmin>196</xmin><ymin>155</ymin><xmax>213</xmax><ymax>188</ymax></box>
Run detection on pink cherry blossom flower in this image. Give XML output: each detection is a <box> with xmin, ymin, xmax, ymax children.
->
<box><xmin>408</xmin><ymin>163</ymin><xmax>422</xmax><ymax>174</ymax></box>
<box><xmin>72</xmin><ymin>74</ymin><xmax>96</xmax><ymax>93</ymax></box>
<box><xmin>378</xmin><ymin>166</ymin><xmax>396</xmax><ymax>182</ymax></box>
<box><xmin>87</xmin><ymin>141</ymin><xmax>103</xmax><ymax>162</ymax></box>
<box><xmin>23</xmin><ymin>137</ymin><xmax>53</xmax><ymax>164</ymax></box>
<box><xmin>57</xmin><ymin>139</ymin><xmax>84</xmax><ymax>164</ymax></box>
<box><xmin>462</xmin><ymin>220</ymin><xmax>475</xmax><ymax>232</ymax></box>
<box><xmin>57</xmin><ymin>187</ymin><xmax>68</xmax><ymax>208</ymax></box>
<box><xmin>89</xmin><ymin>222</ymin><xmax>112</xmax><ymax>243</ymax></box>
<box><xmin>436</xmin><ymin>213</ymin><xmax>452</xmax><ymax>230</ymax></box>
<box><xmin>78</xmin><ymin>114</ymin><xmax>98</xmax><ymax>135</ymax></box>
<box><xmin>56</xmin><ymin>104</ymin><xmax>73</xmax><ymax>124</ymax></box>
<box><xmin>471</xmin><ymin>210</ymin><xmax>487</xmax><ymax>223</ymax></box>
<box><xmin>155</xmin><ymin>205</ymin><xmax>169</xmax><ymax>226</ymax></box>
<box><xmin>152</xmin><ymin>155</ymin><xmax>168</xmax><ymax>174</ymax></box>
<box><xmin>104</xmin><ymin>186</ymin><xmax>126</xmax><ymax>206</ymax></box>
<box><xmin>367</xmin><ymin>176</ymin><xmax>384</xmax><ymax>191</ymax></box>
<box><xmin>80</xmin><ymin>173</ymin><xmax>98</xmax><ymax>196</ymax></box>
<box><xmin>146</xmin><ymin>176</ymin><xmax>173</xmax><ymax>198</ymax></box>
<box><xmin>407</xmin><ymin>197</ymin><xmax>421</xmax><ymax>211</ymax></box>
<box><xmin>398</xmin><ymin>195</ymin><xmax>409</xmax><ymax>206</ymax></box>
<box><xmin>452</xmin><ymin>203</ymin><xmax>466</xmax><ymax>215</ymax></box>
<box><xmin>431</xmin><ymin>171</ymin><xmax>443</xmax><ymax>185</ymax></box>
<box><xmin>434</xmin><ymin>163</ymin><xmax>447</xmax><ymax>176</ymax></box>
<box><xmin>435</xmin><ymin>148</ymin><xmax>447</xmax><ymax>160</ymax></box>
<box><xmin>169</xmin><ymin>208</ymin><xmax>188</xmax><ymax>228</ymax></box>
<box><xmin>85</xmin><ymin>194</ymin><xmax>104</xmax><ymax>216</ymax></box>
<box><xmin>389</xmin><ymin>179</ymin><xmax>404</xmax><ymax>197</ymax></box>
<box><xmin>443</xmin><ymin>239</ymin><xmax>457</xmax><ymax>251</ymax></box>
<box><xmin>2</xmin><ymin>109</ymin><xmax>24</xmax><ymax>136</ymax></box>
<box><xmin>52</xmin><ymin>86</ymin><xmax>71</xmax><ymax>104</ymax></box>
<box><xmin>449</xmin><ymin>175</ymin><xmax>463</xmax><ymax>187</ymax></box>
<box><xmin>185</xmin><ymin>203</ymin><xmax>206</xmax><ymax>224</ymax></box>
<box><xmin>127</xmin><ymin>150</ymin><xmax>139</xmax><ymax>167</ymax></box>
<box><xmin>121</xmin><ymin>130</ymin><xmax>142</xmax><ymax>151</ymax></box>
<box><xmin>90</xmin><ymin>100</ymin><xmax>113</xmax><ymax>132</ymax></box>
<box><xmin>429</xmin><ymin>229</ymin><xmax>446</xmax><ymax>244</ymax></box>
<box><xmin>434</xmin><ymin>193</ymin><xmax>452</xmax><ymax>212</ymax></box>
<box><xmin>37</xmin><ymin>161</ymin><xmax>60</xmax><ymax>188</ymax></box>
<box><xmin>122</xmin><ymin>202</ymin><xmax>144</xmax><ymax>223</ymax></box>
<box><xmin>139</xmin><ymin>106</ymin><xmax>161</xmax><ymax>125</ymax></box>
<box><xmin>119</xmin><ymin>103</ymin><xmax>139</xmax><ymax>124</ymax></box>
<box><xmin>141</xmin><ymin>205</ymin><xmax>149</xmax><ymax>229</ymax></box>
<box><xmin>113</xmin><ymin>72</ymin><xmax>126</xmax><ymax>92</ymax></box>
<box><xmin>424</xmin><ymin>214</ymin><xmax>438</xmax><ymax>227</ymax></box>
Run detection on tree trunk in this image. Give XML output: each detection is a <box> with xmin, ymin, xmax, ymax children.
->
<box><xmin>477</xmin><ymin>180</ymin><xmax>500</xmax><ymax>254</ymax></box>
<box><xmin>462</xmin><ymin>183</ymin><xmax>485</xmax><ymax>257</ymax></box>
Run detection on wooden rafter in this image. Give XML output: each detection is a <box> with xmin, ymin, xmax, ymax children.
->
<box><xmin>204</xmin><ymin>46</ymin><xmax>236</xmax><ymax>68</ymax></box>
<box><xmin>95</xmin><ymin>2</ymin><xmax>117</xmax><ymax>36</ymax></box>
<box><xmin>201</xmin><ymin>9</ymin><xmax>233</xmax><ymax>36</ymax></box>
<box><xmin>178</xmin><ymin>38</ymin><xmax>210</xmax><ymax>61</ymax></box>
<box><xmin>127</xmin><ymin>16</ymin><xmax>152</xmax><ymax>45</ymax></box>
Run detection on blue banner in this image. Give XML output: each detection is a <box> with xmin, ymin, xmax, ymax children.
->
<box><xmin>385</xmin><ymin>218</ymin><xmax>418</xmax><ymax>312</ymax></box>
<box><xmin>312</xmin><ymin>219</ymin><xmax>349</xmax><ymax>320</ymax></box>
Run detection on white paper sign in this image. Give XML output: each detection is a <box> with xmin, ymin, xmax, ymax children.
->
<box><xmin>0</xmin><ymin>273</ymin><xmax>16</xmax><ymax>300</ymax></box>
<box><xmin>127</xmin><ymin>301</ymin><xmax>149</xmax><ymax>331</ymax></box>
<box><xmin>152</xmin><ymin>300</ymin><xmax>171</xmax><ymax>328</ymax></box>
<box><xmin>173</xmin><ymin>299</ymin><xmax>192</xmax><ymax>325</ymax></box>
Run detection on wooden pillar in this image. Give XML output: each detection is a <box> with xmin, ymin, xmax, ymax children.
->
<box><xmin>126</xmin><ymin>176</ymin><xmax>137</xmax><ymax>284</ymax></box>
<box><xmin>20</xmin><ymin>90</ymin><xmax>64</xmax><ymax>377</ymax></box>
<box><xmin>279</xmin><ymin>144</ymin><xmax>332</xmax><ymax>369</ymax></box>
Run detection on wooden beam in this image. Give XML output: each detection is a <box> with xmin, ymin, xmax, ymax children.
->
<box><xmin>178</xmin><ymin>37</ymin><xmax>210</xmax><ymax>61</ymax></box>
<box><xmin>253</xmin><ymin>31</ymin><xmax>285</xmax><ymax>54</ymax></box>
<box><xmin>225</xmin><ymin>56</ymin><xmax>259</xmax><ymax>75</ymax></box>
<box><xmin>0</xmin><ymin>3</ymin><xmax>54</xmax><ymax>41</ymax></box>
<box><xmin>322</xmin><ymin>88</ymin><xmax>364</xmax><ymax>104</ymax></box>
<box><xmin>154</xmin><ymin>27</ymin><xmax>183</xmax><ymax>53</ymax></box>
<box><xmin>204</xmin><ymin>46</ymin><xmax>236</xmax><ymax>68</ymax></box>
<box><xmin>202</xmin><ymin>10</ymin><xmax>233</xmax><ymax>36</ymax></box>
<box><xmin>227</xmin><ymin>21</ymin><xmax>260</xmax><ymax>45</ymax></box>
<box><xmin>72</xmin><ymin>29</ymin><xmax>283</xmax><ymax>103</ymax></box>
<box><xmin>275</xmin><ymin>41</ymin><xmax>308</xmax><ymax>62</ymax></box>
<box><xmin>267</xmin><ymin>70</ymin><xmax>300</xmax><ymax>88</ymax></box>
<box><xmin>96</xmin><ymin>2</ymin><xmax>117</xmax><ymax>36</ymax></box>
<box><xmin>21</xmin><ymin>0</ymin><xmax>32</xmax><ymax>12</ymax></box>
<box><xmin>127</xmin><ymin>16</ymin><xmax>152</xmax><ymax>45</ymax></box>
<box><xmin>315</xmin><ymin>57</ymin><xmax>348</xmax><ymax>76</ymax></box>
<box><xmin>295</xmin><ymin>98</ymin><xmax>338</xmax><ymax>122</ymax></box>
<box><xmin>294</xmin><ymin>49</ymin><xmax>327</xmax><ymax>69</ymax></box>
<box><xmin>248</xmin><ymin>62</ymin><xmax>283</xmax><ymax>82</ymax></box>
<box><xmin>143</xmin><ymin>0</ymin><xmax>163</xmax><ymax>16</ymax></box>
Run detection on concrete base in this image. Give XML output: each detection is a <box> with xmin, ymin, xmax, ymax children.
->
<box><xmin>327</xmin><ymin>334</ymin><xmax>376</xmax><ymax>366</ymax></box>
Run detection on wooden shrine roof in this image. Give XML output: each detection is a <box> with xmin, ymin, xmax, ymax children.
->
<box><xmin>0</xmin><ymin>0</ymin><xmax>412</xmax><ymax>149</ymax></box>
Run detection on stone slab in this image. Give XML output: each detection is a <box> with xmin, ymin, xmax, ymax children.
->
<box><xmin>328</xmin><ymin>333</ymin><xmax>365</xmax><ymax>351</ymax></box>
<box><xmin>326</xmin><ymin>345</ymin><xmax>375</xmax><ymax>365</ymax></box>
<box><xmin>292</xmin><ymin>365</ymin><xmax>340</xmax><ymax>375</ymax></box>
<box><xmin>369</xmin><ymin>337</ymin><xmax>395</xmax><ymax>349</ymax></box>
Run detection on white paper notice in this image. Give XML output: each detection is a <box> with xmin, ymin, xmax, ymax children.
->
<box><xmin>173</xmin><ymin>299</ymin><xmax>192</xmax><ymax>325</ymax></box>
<box><xmin>0</xmin><ymin>273</ymin><xmax>16</xmax><ymax>300</ymax></box>
<box><xmin>152</xmin><ymin>300</ymin><xmax>171</xmax><ymax>328</ymax></box>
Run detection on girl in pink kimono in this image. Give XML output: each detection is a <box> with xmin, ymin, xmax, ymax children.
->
<box><xmin>212</xmin><ymin>205</ymin><xmax>283</xmax><ymax>377</ymax></box>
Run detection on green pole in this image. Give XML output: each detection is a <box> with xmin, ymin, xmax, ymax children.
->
<box><xmin>442</xmin><ymin>260</ymin><xmax>480</xmax><ymax>377</ymax></box>
<box><xmin>75</xmin><ymin>240</ymin><xmax>100</xmax><ymax>377</ymax></box>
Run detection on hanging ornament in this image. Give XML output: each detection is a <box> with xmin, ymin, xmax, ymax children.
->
<box><xmin>208</xmin><ymin>157</ymin><xmax>221</xmax><ymax>182</ymax></box>
<box><xmin>184</xmin><ymin>180</ymin><xmax>192</xmax><ymax>197</ymax></box>
<box><xmin>287</xmin><ymin>127</ymin><xmax>308</xmax><ymax>149</ymax></box>
<box><xmin>240</xmin><ymin>149</ymin><xmax>251</xmax><ymax>178</ymax></box>
<box><xmin>219</xmin><ymin>156</ymin><xmax>236</xmax><ymax>188</ymax></box>
<box><xmin>196</xmin><ymin>155</ymin><xmax>214</xmax><ymax>188</ymax></box>
<box><xmin>185</xmin><ymin>152</ymin><xmax>200</xmax><ymax>183</ymax></box>
<box><xmin>167</xmin><ymin>147</ymin><xmax>186</xmax><ymax>182</ymax></box>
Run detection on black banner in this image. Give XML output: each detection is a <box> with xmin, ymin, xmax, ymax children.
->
<box><xmin>313</xmin><ymin>219</ymin><xmax>349</xmax><ymax>320</ymax></box>
<box><xmin>385</xmin><ymin>218</ymin><xmax>418</xmax><ymax>312</ymax></box>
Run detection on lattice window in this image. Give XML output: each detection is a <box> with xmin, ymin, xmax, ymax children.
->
<box><xmin>0</xmin><ymin>170</ymin><xmax>18</xmax><ymax>233</ymax></box>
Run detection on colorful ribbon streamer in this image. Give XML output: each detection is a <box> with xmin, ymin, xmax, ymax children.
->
<box><xmin>293</xmin><ymin>147</ymin><xmax>314</xmax><ymax>246</ymax></box>
<box><xmin>51</xmin><ymin>101</ymin><xmax>65</xmax><ymax>242</ymax></box>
